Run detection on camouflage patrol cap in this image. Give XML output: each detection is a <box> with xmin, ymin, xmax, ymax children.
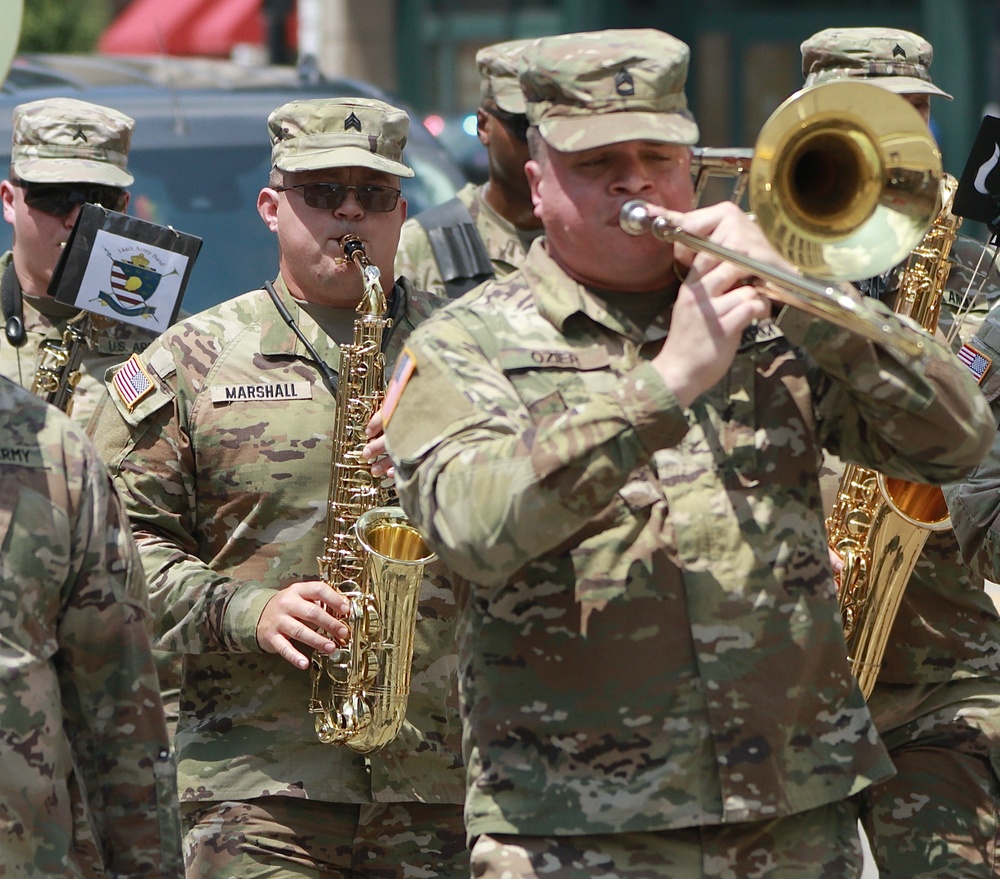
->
<box><xmin>519</xmin><ymin>28</ymin><xmax>699</xmax><ymax>152</ymax></box>
<box><xmin>268</xmin><ymin>97</ymin><xmax>415</xmax><ymax>178</ymax></box>
<box><xmin>11</xmin><ymin>97</ymin><xmax>134</xmax><ymax>186</ymax></box>
<box><xmin>477</xmin><ymin>38</ymin><xmax>534</xmax><ymax>114</ymax></box>
<box><xmin>801</xmin><ymin>27</ymin><xmax>952</xmax><ymax>100</ymax></box>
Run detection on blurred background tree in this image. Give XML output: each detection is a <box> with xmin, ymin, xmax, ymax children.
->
<box><xmin>19</xmin><ymin>0</ymin><xmax>113</xmax><ymax>52</ymax></box>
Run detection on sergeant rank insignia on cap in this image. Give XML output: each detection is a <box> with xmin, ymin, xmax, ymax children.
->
<box><xmin>615</xmin><ymin>68</ymin><xmax>635</xmax><ymax>96</ymax></box>
<box><xmin>344</xmin><ymin>112</ymin><xmax>362</xmax><ymax>131</ymax></box>
<box><xmin>112</xmin><ymin>353</ymin><xmax>156</xmax><ymax>411</ymax></box>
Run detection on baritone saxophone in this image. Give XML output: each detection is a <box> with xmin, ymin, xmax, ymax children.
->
<box><xmin>308</xmin><ymin>234</ymin><xmax>436</xmax><ymax>752</ymax></box>
<box><xmin>825</xmin><ymin>176</ymin><xmax>962</xmax><ymax>698</ymax></box>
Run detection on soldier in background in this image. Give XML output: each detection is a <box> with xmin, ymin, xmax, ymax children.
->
<box><xmin>0</xmin><ymin>95</ymin><xmax>183</xmax><ymax>738</ymax></box>
<box><xmin>0</xmin><ymin>97</ymin><xmax>160</xmax><ymax>430</ymax></box>
<box><xmin>0</xmin><ymin>374</ymin><xmax>180</xmax><ymax>877</ymax></box>
<box><xmin>384</xmin><ymin>28</ymin><xmax>994</xmax><ymax>877</ymax></box>
<box><xmin>395</xmin><ymin>38</ymin><xmax>543</xmax><ymax>297</ymax></box>
<box><xmin>804</xmin><ymin>27</ymin><xmax>1000</xmax><ymax>878</ymax></box>
<box><xmin>92</xmin><ymin>97</ymin><xmax>466</xmax><ymax>878</ymax></box>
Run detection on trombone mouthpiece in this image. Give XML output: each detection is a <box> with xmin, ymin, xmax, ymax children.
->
<box><xmin>619</xmin><ymin>200</ymin><xmax>652</xmax><ymax>235</ymax></box>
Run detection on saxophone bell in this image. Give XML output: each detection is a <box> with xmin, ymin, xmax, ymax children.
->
<box><xmin>826</xmin><ymin>175</ymin><xmax>963</xmax><ymax>698</ymax></box>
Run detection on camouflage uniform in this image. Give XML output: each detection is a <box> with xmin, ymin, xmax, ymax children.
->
<box><xmin>92</xmin><ymin>98</ymin><xmax>466</xmax><ymax>879</ymax></box>
<box><xmin>394</xmin><ymin>180</ymin><xmax>540</xmax><ymax>296</ymax></box>
<box><xmin>385</xmin><ymin>29</ymin><xmax>995</xmax><ymax>879</ymax></box>
<box><xmin>0</xmin><ymin>374</ymin><xmax>181</xmax><ymax>877</ymax></box>
<box><xmin>394</xmin><ymin>39</ymin><xmax>542</xmax><ymax>297</ymax></box>
<box><xmin>804</xmin><ymin>28</ymin><xmax>1000</xmax><ymax>877</ymax></box>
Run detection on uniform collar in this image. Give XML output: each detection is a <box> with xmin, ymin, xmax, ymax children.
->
<box><xmin>523</xmin><ymin>239</ymin><xmax>671</xmax><ymax>342</ymax></box>
<box><xmin>259</xmin><ymin>274</ymin><xmax>340</xmax><ymax>365</ymax></box>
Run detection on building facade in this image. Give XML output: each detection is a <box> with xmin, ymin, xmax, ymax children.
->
<box><xmin>394</xmin><ymin>0</ymin><xmax>998</xmax><ymax>182</ymax></box>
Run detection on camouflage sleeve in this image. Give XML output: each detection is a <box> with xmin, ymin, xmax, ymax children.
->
<box><xmin>777</xmin><ymin>290</ymin><xmax>994</xmax><ymax>483</ymax></box>
<box><xmin>92</xmin><ymin>341</ymin><xmax>273</xmax><ymax>655</ymax></box>
<box><xmin>385</xmin><ymin>312</ymin><xmax>688</xmax><ymax>589</ymax></box>
<box><xmin>56</xmin><ymin>428</ymin><xmax>182</xmax><ymax>876</ymax></box>
<box><xmin>395</xmin><ymin>216</ymin><xmax>446</xmax><ymax>297</ymax></box>
<box><xmin>944</xmin><ymin>307</ymin><xmax>1000</xmax><ymax>578</ymax></box>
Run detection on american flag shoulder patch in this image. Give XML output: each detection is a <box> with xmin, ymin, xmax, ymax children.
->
<box><xmin>382</xmin><ymin>347</ymin><xmax>417</xmax><ymax>426</ymax></box>
<box><xmin>112</xmin><ymin>353</ymin><xmax>156</xmax><ymax>411</ymax></box>
<box><xmin>958</xmin><ymin>343</ymin><xmax>992</xmax><ymax>385</ymax></box>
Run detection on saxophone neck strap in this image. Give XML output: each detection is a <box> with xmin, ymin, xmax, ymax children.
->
<box><xmin>264</xmin><ymin>280</ymin><xmax>339</xmax><ymax>397</ymax></box>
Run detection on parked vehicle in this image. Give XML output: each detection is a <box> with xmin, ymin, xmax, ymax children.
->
<box><xmin>423</xmin><ymin>110</ymin><xmax>488</xmax><ymax>183</ymax></box>
<box><xmin>0</xmin><ymin>53</ymin><xmax>467</xmax><ymax>315</ymax></box>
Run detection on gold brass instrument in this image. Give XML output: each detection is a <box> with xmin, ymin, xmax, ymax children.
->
<box><xmin>621</xmin><ymin>82</ymin><xmax>943</xmax><ymax>360</ymax></box>
<box><xmin>308</xmin><ymin>234</ymin><xmax>436</xmax><ymax>752</ymax></box>
<box><xmin>622</xmin><ymin>82</ymin><xmax>957</xmax><ymax>698</ymax></box>
<box><xmin>620</xmin><ymin>201</ymin><xmax>926</xmax><ymax>359</ymax></box>
<box><xmin>749</xmin><ymin>82</ymin><xmax>942</xmax><ymax>280</ymax></box>
<box><xmin>692</xmin><ymin>147</ymin><xmax>753</xmax><ymax>206</ymax></box>
<box><xmin>826</xmin><ymin>176</ymin><xmax>963</xmax><ymax>697</ymax></box>
<box><xmin>31</xmin><ymin>310</ymin><xmax>112</xmax><ymax>415</ymax></box>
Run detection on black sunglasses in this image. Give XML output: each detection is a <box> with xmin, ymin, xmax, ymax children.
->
<box><xmin>484</xmin><ymin>105</ymin><xmax>530</xmax><ymax>143</ymax></box>
<box><xmin>13</xmin><ymin>179</ymin><xmax>128</xmax><ymax>217</ymax></box>
<box><xmin>274</xmin><ymin>182</ymin><xmax>401</xmax><ymax>213</ymax></box>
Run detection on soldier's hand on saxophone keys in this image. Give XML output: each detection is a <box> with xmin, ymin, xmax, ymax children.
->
<box><xmin>362</xmin><ymin>407</ymin><xmax>394</xmax><ymax>480</ymax></box>
<box><xmin>257</xmin><ymin>580</ymin><xmax>351</xmax><ymax>670</ymax></box>
<box><xmin>829</xmin><ymin>546</ymin><xmax>844</xmax><ymax>576</ymax></box>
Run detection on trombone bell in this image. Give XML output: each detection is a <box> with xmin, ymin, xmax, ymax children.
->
<box><xmin>750</xmin><ymin>81</ymin><xmax>942</xmax><ymax>281</ymax></box>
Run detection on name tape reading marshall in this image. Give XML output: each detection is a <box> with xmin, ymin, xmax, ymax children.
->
<box><xmin>210</xmin><ymin>382</ymin><xmax>313</xmax><ymax>403</ymax></box>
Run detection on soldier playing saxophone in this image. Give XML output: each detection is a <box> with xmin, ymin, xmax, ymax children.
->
<box><xmin>807</xmin><ymin>28</ymin><xmax>1000</xmax><ymax>879</ymax></box>
<box><xmin>92</xmin><ymin>97</ymin><xmax>466</xmax><ymax>879</ymax></box>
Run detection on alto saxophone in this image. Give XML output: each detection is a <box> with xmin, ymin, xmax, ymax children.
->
<box><xmin>308</xmin><ymin>234</ymin><xmax>436</xmax><ymax>752</ymax></box>
<box><xmin>826</xmin><ymin>177</ymin><xmax>962</xmax><ymax>698</ymax></box>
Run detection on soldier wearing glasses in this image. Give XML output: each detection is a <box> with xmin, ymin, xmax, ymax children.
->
<box><xmin>92</xmin><ymin>97</ymin><xmax>466</xmax><ymax>878</ymax></box>
<box><xmin>0</xmin><ymin>97</ymin><xmax>158</xmax><ymax>431</ymax></box>
<box><xmin>395</xmin><ymin>38</ymin><xmax>543</xmax><ymax>298</ymax></box>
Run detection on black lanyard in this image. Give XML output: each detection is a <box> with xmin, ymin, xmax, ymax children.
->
<box><xmin>263</xmin><ymin>279</ymin><xmax>405</xmax><ymax>400</ymax></box>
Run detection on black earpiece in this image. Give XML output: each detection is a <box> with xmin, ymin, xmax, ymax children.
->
<box><xmin>5</xmin><ymin>314</ymin><xmax>25</xmax><ymax>348</ymax></box>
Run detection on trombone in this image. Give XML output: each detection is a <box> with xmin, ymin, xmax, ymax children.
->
<box><xmin>620</xmin><ymin>200</ymin><xmax>924</xmax><ymax>358</ymax></box>
<box><xmin>692</xmin><ymin>146</ymin><xmax>753</xmax><ymax>206</ymax></box>
<box><xmin>623</xmin><ymin>81</ymin><xmax>944</xmax><ymax>359</ymax></box>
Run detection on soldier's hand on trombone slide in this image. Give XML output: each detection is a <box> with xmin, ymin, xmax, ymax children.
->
<box><xmin>647</xmin><ymin>201</ymin><xmax>776</xmax><ymax>407</ymax></box>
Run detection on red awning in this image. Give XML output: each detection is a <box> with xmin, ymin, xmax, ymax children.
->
<box><xmin>98</xmin><ymin>0</ymin><xmax>265</xmax><ymax>57</ymax></box>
